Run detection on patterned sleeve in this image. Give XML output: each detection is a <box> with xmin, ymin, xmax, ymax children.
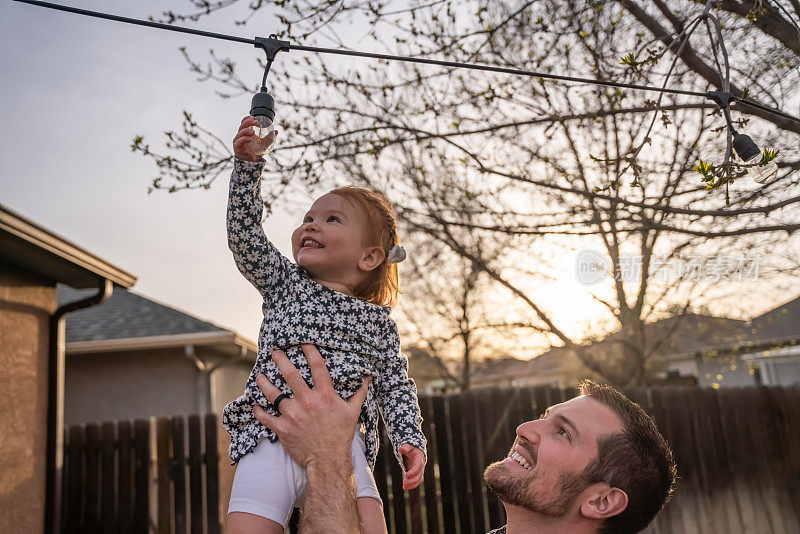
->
<box><xmin>227</xmin><ymin>157</ymin><xmax>291</xmax><ymax>299</ymax></box>
<box><xmin>373</xmin><ymin>320</ymin><xmax>427</xmax><ymax>466</ymax></box>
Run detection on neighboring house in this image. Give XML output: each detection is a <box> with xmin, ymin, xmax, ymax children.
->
<box><xmin>406</xmin><ymin>347</ymin><xmax>462</xmax><ymax>394</ymax></box>
<box><xmin>471</xmin><ymin>297</ymin><xmax>800</xmax><ymax>389</ymax></box>
<box><xmin>0</xmin><ymin>203</ymin><xmax>135</xmax><ymax>534</ymax></box>
<box><xmin>470</xmin><ymin>351</ymin><xmax>569</xmax><ymax>390</ymax></box>
<box><xmin>59</xmin><ymin>286</ymin><xmax>257</xmax><ymax>426</ymax></box>
<box><xmin>689</xmin><ymin>296</ymin><xmax>800</xmax><ymax>387</ymax></box>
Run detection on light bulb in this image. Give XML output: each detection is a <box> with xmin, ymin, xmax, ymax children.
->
<box><xmin>732</xmin><ymin>133</ymin><xmax>777</xmax><ymax>184</ymax></box>
<box><xmin>744</xmin><ymin>157</ymin><xmax>778</xmax><ymax>184</ymax></box>
<box><xmin>248</xmin><ymin>89</ymin><xmax>277</xmax><ymax>157</ymax></box>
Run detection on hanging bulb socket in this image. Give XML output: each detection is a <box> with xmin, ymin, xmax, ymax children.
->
<box><xmin>732</xmin><ymin>133</ymin><xmax>778</xmax><ymax>184</ymax></box>
<box><xmin>247</xmin><ymin>89</ymin><xmax>277</xmax><ymax>158</ymax></box>
<box><xmin>250</xmin><ymin>89</ymin><xmax>275</xmax><ymax>122</ymax></box>
<box><xmin>732</xmin><ymin>133</ymin><xmax>760</xmax><ymax>162</ymax></box>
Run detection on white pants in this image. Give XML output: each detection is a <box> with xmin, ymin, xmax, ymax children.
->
<box><xmin>228</xmin><ymin>432</ymin><xmax>381</xmax><ymax>527</ymax></box>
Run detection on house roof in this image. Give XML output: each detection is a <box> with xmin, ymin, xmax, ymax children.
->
<box><xmin>472</xmin><ymin>351</ymin><xmax>565</xmax><ymax>382</ymax></box>
<box><xmin>0</xmin><ymin>203</ymin><xmax>136</xmax><ymax>288</ymax></box>
<box><xmin>474</xmin><ymin>299</ymin><xmax>800</xmax><ymax>384</ymax></box>
<box><xmin>60</xmin><ymin>285</ymin><xmax>226</xmax><ymax>342</ymax></box>
<box><xmin>747</xmin><ymin>296</ymin><xmax>800</xmax><ymax>344</ymax></box>
<box><xmin>626</xmin><ymin>313</ymin><xmax>747</xmax><ymax>359</ymax></box>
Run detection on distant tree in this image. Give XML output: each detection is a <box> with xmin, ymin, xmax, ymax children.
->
<box><xmin>136</xmin><ymin>0</ymin><xmax>800</xmax><ymax>386</ymax></box>
<box><xmin>397</xmin><ymin>235</ymin><xmax>548</xmax><ymax>391</ymax></box>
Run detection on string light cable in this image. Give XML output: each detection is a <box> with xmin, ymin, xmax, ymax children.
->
<box><xmin>12</xmin><ymin>0</ymin><xmax>800</xmax><ymax>173</ymax></box>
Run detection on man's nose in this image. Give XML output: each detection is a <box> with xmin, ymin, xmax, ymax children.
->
<box><xmin>516</xmin><ymin>419</ymin><xmax>541</xmax><ymax>442</ymax></box>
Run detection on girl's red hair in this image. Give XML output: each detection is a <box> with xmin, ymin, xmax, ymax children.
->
<box><xmin>330</xmin><ymin>186</ymin><xmax>401</xmax><ymax>307</ymax></box>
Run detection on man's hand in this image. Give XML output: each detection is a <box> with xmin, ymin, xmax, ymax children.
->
<box><xmin>252</xmin><ymin>344</ymin><xmax>371</xmax><ymax>469</ymax></box>
<box><xmin>399</xmin><ymin>444</ymin><xmax>425</xmax><ymax>490</ymax></box>
<box><xmin>253</xmin><ymin>344</ymin><xmax>371</xmax><ymax>533</ymax></box>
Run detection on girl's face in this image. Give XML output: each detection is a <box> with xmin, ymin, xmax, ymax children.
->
<box><xmin>291</xmin><ymin>193</ymin><xmax>374</xmax><ymax>286</ymax></box>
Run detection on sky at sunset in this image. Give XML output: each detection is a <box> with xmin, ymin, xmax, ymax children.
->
<box><xmin>2</xmin><ymin>0</ymin><xmax>291</xmax><ymax>341</ymax></box>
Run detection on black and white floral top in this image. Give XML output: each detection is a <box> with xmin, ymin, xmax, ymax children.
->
<box><xmin>222</xmin><ymin>158</ymin><xmax>426</xmax><ymax>469</ymax></box>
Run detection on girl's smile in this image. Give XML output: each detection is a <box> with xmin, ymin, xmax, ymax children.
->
<box><xmin>291</xmin><ymin>193</ymin><xmax>372</xmax><ymax>292</ymax></box>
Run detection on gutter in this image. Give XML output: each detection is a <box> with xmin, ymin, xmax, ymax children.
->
<box><xmin>45</xmin><ymin>279</ymin><xmax>114</xmax><ymax>534</ymax></box>
<box><xmin>67</xmin><ymin>330</ymin><xmax>257</xmax><ymax>356</ymax></box>
<box><xmin>185</xmin><ymin>344</ymin><xmax>250</xmax><ymax>414</ymax></box>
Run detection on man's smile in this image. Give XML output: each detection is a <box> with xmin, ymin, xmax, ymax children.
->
<box><xmin>507</xmin><ymin>441</ymin><xmax>536</xmax><ymax>471</ymax></box>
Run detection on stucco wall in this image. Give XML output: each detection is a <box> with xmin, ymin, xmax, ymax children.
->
<box><xmin>0</xmin><ymin>265</ymin><xmax>55</xmax><ymax>534</ymax></box>
<box><xmin>64</xmin><ymin>348</ymin><xmax>204</xmax><ymax>425</ymax></box>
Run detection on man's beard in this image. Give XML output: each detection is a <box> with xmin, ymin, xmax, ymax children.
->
<box><xmin>484</xmin><ymin>460</ymin><xmax>589</xmax><ymax>517</ymax></box>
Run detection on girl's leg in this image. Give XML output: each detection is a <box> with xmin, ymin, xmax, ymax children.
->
<box><xmin>227</xmin><ymin>512</ymin><xmax>285</xmax><ymax>534</ymax></box>
<box><xmin>357</xmin><ymin>497</ymin><xmax>388</xmax><ymax>534</ymax></box>
<box><xmin>228</xmin><ymin>440</ymin><xmax>304</xmax><ymax>533</ymax></box>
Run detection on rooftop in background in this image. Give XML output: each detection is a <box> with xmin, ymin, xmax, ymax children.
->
<box><xmin>59</xmin><ymin>286</ymin><xmax>257</xmax><ymax>357</ymax></box>
<box><xmin>60</xmin><ymin>286</ymin><xmax>226</xmax><ymax>342</ymax></box>
<box><xmin>747</xmin><ymin>296</ymin><xmax>800</xmax><ymax>345</ymax></box>
<box><xmin>471</xmin><ymin>296</ymin><xmax>800</xmax><ymax>389</ymax></box>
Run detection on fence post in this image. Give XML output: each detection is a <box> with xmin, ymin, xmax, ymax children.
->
<box><xmin>171</xmin><ymin>416</ymin><xmax>187</xmax><ymax>534</ymax></box>
<box><xmin>85</xmin><ymin>423</ymin><xmax>101</xmax><ymax>532</ymax></box>
<box><xmin>156</xmin><ymin>417</ymin><xmax>173</xmax><ymax>534</ymax></box>
<box><xmin>187</xmin><ymin>415</ymin><xmax>204</xmax><ymax>534</ymax></box>
<box><xmin>101</xmin><ymin>421</ymin><xmax>116</xmax><ymax>534</ymax></box>
<box><xmin>419</xmin><ymin>395</ymin><xmax>440</xmax><ymax>534</ymax></box>
<box><xmin>117</xmin><ymin>421</ymin><xmax>133</xmax><ymax>534</ymax></box>
<box><xmin>203</xmin><ymin>413</ymin><xmax>221</xmax><ymax>534</ymax></box>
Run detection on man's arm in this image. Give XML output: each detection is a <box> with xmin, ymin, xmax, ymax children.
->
<box><xmin>253</xmin><ymin>344</ymin><xmax>370</xmax><ymax>533</ymax></box>
<box><xmin>303</xmin><ymin>454</ymin><xmax>359</xmax><ymax>533</ymax></box>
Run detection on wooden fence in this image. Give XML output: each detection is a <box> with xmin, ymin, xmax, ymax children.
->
<box><xmin>61</xmin><ymin>413</ymin><xmax>220</xmax><ymax>534</ymax></box>
<box><xmin>368</xmin><ymin>385</ymin><xmax>800</xmax><ymax>534</ymax></box>
<box><xmin>62</xmin><ymin>386</ymin><xmax>800</xmax><ymax>534</ymax></box>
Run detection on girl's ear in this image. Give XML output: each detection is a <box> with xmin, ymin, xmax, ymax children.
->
<box><xmin>359</xmin><ymin>246</ymin><xmax>385</xmax><ymax>272</ymax></box>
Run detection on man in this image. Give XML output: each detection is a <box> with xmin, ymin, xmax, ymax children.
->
<box><xmin>482</xmin><ymin>381</ymin><xmax>675</xmax><ymax>533</ymax></box>
<box><xmin>254</xmin><ymin>345</ymin><xmax>676</xmax><ymax>533</ymax></box>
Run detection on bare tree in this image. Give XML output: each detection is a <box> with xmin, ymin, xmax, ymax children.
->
<box><xmin>136</xmin><ymin>0</ymin><xmax>800</xmax><ymax>385</ymax></box>
<box><xmin>398</xmin><ymin>232</ymin><xmax>551</xmax><ymax>391</ymax></box>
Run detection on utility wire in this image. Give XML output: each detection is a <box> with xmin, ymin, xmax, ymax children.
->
<box><xmin>12</xmin><ymin>0</ymin><xmax>800</xmax><ymax>126</ymax></box>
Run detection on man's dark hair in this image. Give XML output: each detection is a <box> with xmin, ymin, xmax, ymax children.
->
<box><xmin>578</xmin><ymin>380</ymin><xmax>676</xmax><ymax>534</ymax></box>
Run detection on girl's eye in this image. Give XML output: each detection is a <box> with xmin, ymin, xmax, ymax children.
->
<box><xmin>303</xmin><ymin>216</ymin><xmax>313</xmax><ymax>223</ymax></box>
<box><xmin>327</xmin><ymin>215</ymin><xmax>340</xmax><ymax>223</ymax></box>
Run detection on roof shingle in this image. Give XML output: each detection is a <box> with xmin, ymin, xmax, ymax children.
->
<box><xmin>59</xmin><ymin>286</ymin><xmax>226</xmax><ymax>343</ymax></box>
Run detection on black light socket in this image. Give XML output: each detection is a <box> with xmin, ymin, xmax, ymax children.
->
<box><xmin>732</xmin><ymin>133</ymin><xmax>761</xmax><ymax>162</ymax></box>
<box><xmin>250</xmin><ymin>89</ymin><xmax>275</xmax><ymax>122</ymax></box>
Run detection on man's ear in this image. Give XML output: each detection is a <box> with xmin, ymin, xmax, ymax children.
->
<box><xmin>358</xmin><ymin>246</ymin><xmax>385</xmax><ymax>272</ymax></box>
<box><xmin>580</xmin><ymin>485</ymin><xmax>628</xmax><ymax>520</ymax></box>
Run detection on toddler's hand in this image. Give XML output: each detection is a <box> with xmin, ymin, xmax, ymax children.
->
<box><xmin>232</xmin><ymin>116</ymin><xmax>278</xmax><ymax>162</ymax></box>
<box><xmin>399</xmin><ymin>443</ymin><xmax>425</xmax><ymax>490</ymax></box>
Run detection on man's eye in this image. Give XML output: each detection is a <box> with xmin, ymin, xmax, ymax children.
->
<box><xmin>558</xmin><ymin>427</ymin><xmax>571</xmax><ymax>441</ymax></box>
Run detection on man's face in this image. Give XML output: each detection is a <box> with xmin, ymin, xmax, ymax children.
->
<box><xmin>484</xmin><ymin>395</ymin><xmax>624</xmax><ymax>517</ymax></box>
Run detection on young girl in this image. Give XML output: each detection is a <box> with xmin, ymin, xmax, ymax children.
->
<box><xmin>224</xmin><ymin>116</ymin><xmax>426</xmax><ymax>534</ymax></box>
